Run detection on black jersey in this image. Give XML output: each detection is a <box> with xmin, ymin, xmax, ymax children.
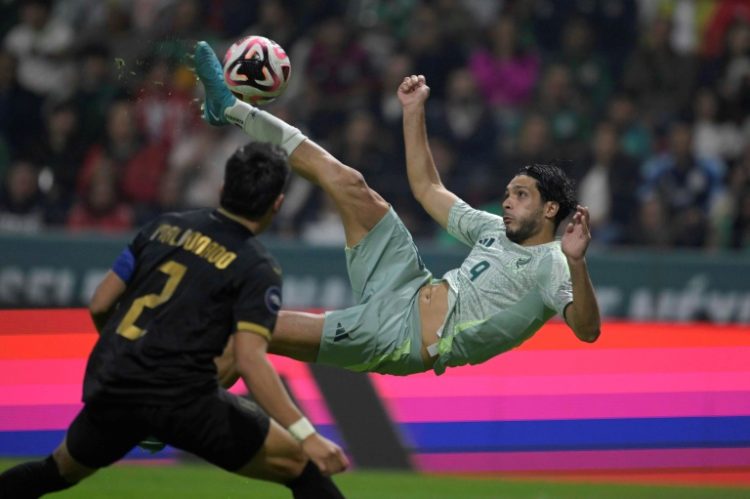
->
<box><xmin>82</xmin><ymin>208</ymin><xmax>282</xmax><ymax>404</ymax></box>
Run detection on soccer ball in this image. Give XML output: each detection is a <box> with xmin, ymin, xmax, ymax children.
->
<box><xmin>223</xmin><ymin>35</ymin><xmax>291</xmax><ymax>105</ymax></box>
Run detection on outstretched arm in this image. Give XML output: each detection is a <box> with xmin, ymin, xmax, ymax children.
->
<box><xmin>561</xmin><ymin>206</ymin><xmax>601</xmax><ymax>342</ymax></box>
<box><xmin>234</xmin><ymin>331</ymin><xmax>349</xmax><ymax>475</ymax></box>
<box><xmin>399</xmin><ymin>75</ymin><xmax>459</xmax><ymax>229</ymax></box>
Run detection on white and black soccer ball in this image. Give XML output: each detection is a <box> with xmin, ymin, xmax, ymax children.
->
<box><xmin>223</xmin><ymin>36</ymin><xmax>291</xmax><ymax>105</ymax></box>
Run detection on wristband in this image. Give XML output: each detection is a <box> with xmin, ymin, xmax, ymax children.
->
<box><xmin>287</xmin><ymin>417</ymin><xmax>316</xmax><ymax>442</ymax></box>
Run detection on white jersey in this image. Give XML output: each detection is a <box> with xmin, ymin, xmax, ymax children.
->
<box><xmin>433</xmin><ymin>200</ymin><xmax>573</xmax><ymax>374</ymax></box>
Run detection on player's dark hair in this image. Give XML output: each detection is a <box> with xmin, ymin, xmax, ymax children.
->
<box><xmin>517</xmin><ymin>163</ymin><xmax>577</xmax><ymax>229</ymax></box>
<box><xmin>220</xmin><ymin>142</ymin><xmax>290</xmax><ymax>220</ymax></box>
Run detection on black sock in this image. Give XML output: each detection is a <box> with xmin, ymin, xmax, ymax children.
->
<box><xmin>0</xmin><ymin>455</ymin><xmax>74</xmax><ymax>499</ymax></box>
<box><xmin>285</xmin><ymin>461</ymin><xmax>345</xmax><ymax>499</ymax></box>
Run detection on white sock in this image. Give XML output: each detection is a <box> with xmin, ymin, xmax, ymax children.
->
<box><xmin>225</xmin><ymin>100</ymin><xmax>307</xmax><ymax>157</ymax></box>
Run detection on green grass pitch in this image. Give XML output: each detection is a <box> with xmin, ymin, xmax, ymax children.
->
<box><xmin>2</xmin><ymin>459</ymin><xmax>749</xmax><ymax>498</ymax></box>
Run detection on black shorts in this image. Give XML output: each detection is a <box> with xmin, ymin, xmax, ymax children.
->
<box><xmin>66</xmin><ymin>389</ymin><xmax>270</xmax><ymax>471</ymax></box>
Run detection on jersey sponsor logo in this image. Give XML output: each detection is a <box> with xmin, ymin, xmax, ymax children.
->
<box><xmin>516</xmin><ymin>256</ymin><xmax>532</xmax><ymax>269</ymax></box>
<box><xmin>265</xmin><ymin>286</ymin><xmax>282</xmax><ymax>314</ymax></box>
<box><xmin>333</xmin><ymin>322</ymin><xmax>350</xmax><ymax>342</ymax></box>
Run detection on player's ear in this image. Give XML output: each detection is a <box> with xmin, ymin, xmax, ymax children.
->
<box><xmin>544</xmin><ymin>200</ymin><xmax>559</xmax><ymax>221</ymax></box>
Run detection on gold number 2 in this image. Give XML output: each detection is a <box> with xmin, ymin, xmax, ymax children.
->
<box><xmin>116</xmin><ymin>260</ymin><xmax>187</xmax><ymax>340</ymax></box>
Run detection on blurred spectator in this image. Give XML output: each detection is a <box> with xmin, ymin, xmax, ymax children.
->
<box><xmin>623</xmin><ymin>16</ymin><xmax>697</xmax><ymax>126</ymax></box>
<box><xmin>244</xmin><ymin>0</ymin><xmax>297</xmax><ymax>50</ymax></box>
<box><xmin>701</xmin><ymin>0</ymin><xmax>750</xmax><ymax>59</ymax></box>
<box><xmin>551</xmin><ymin>16</ymin><xmax>613</xmax><ymax>112</ymax></box>
<box><xmin>633</xmin><ymin>195</ymin><xmax>671</xmax><ymax>248</ymax></box>
<box><xmin>468</xmin><ymin>14</ymin><xmax>539</xmax><ymax>110</ymax></box>
<box><xmin>405</xmin><ymin>4</ymin><xmax>466</xmax><ymax>99</ymax></box>
<box><xmin>606</xmin><ymin>93</ymin><xmax>652</xmax><ymax>160</ymax></box>
<box><xmin>637</xmin><ymin>0</ymin><xmax>701</xmax><ymax>56</ymax></box>
<box><xmin>0</xmin><ymin>49</ymin><xmax>44</xmax><ymax>159</ymax></box>
<box><xmin>0</xmin><ymin>159</ymin><xmax>46</xmax><ymax>232</ymax></box>
<box><xmin>375</xmin><ymin>52</ymin><xmax>414</xmax><ymax>130</ymax></box>
<box><xmin>29</xmin><ymin>99</ymin><xmax>85</xmax><ymax>224</ymax></box>
<box><xmin>437</xmin><ymin>68</ymin><xmax>497</xmax><ymax>160</ymax></box>
<box><xmin>730</xmin><ymin>188</ymin><xmax>750</xmax><ymax>250</ymax></box>
<box><xmin>433</xmin><ymin>0</ymin><xmax>478</xmax><ymax>47</ymax></box>
<box><xmin>726</xmin><ymin>145</ymin><xmax>750</xmax><ymax>249</ymax></box>
<box><xmin>52</xmin><ymin>0</ymin><xmax>108</xmax><ymax>40</ymax></box>
<box><xmin>78</xmin><ymin>99</ymin><xmax>169</xmax><ymax>208</ymax></box>
<box><xmin>460</xmin><ymin>0</ymin><xmax>502</xmax><ymax>30</ymax></box>
<box><xmin>0</xmin><ymin>1</ymin><xmax>18</xmax><ymax>38</ymax></box>
<box><xmin>640</xmin><ymin>122</ymin><xmax>726</xmax><ymax>247</ymax></box>
<box><xmin>70</xmin><ymin>44</ymin><xmax>120</xmax><ymax>145</ymax></box>
<box><xmin>132</xmin><ymin>55</ymin><xmax>198</xmax><ymax>147</ymax></box>
<box><xmin>588</xmin><ymin>0</ymin><xmax>638</xmax><ymax>79</ymax></box>
<box><xmin>356</xmin><ymin>0</ymin><xmax>419</xmax><ymax>40</ymax></box>
<box><xmin>524</xmin><ymin>0</ymin><xmax>637</xmax><ymax>76</ymax></box>
<box><xmin>301</xmin><ymin>196</ymin><xmax>346</xmax><ymax>247</ymax></box>
<box><xmin>304</xmin><ymin>16</ymin><xmax>374</xmax><ymax>136</ymax></box>
<box><xmin>151</xmin><ymin>0</ymin><xmax>216</xmax><ymax>62</ymax></box>
<box><xmin>205</xmin><ymin>0</ymin><xmax>260</xmax><ymax>39</ymax></box>
<box><xmin>77</xmin><ymin>99</ymin><xmax>136</xmax><ymax>195</ymax></box>
<box><xmin>81</xmin><ymin>2</ymin><xmax>148</xmax><ymax>69</ymax></box>
<box><xmin>533</xmin><ymin>63</ymin><xmax>592</xmax><ymax>159</ymax></box>
<box><xmin>714</xmin><ymin>19</ymin><xmax>750</xmax><ymax>125</ymax></box>
<box><xmin>330</xmin><ymin>109</ymin><xmax>399</xmax><ymax>204</ymax></box>
<box><xmin>692</xmin><ymin>87</ymin><xmax>743</xmax><ymax>162</ymax></box>
<box><xmin>427</xmin><ymin>67</ymin><xmax>500</xmax><ymax>205</ymax></box>
<box><xmin>504</xmin><ymin>113</ymin><xmax>552</xmax><ymax>171</ymax></box>
<box><xmin>576</xmin><ymin>121</ymin><xmax>640</xmax><ymax>245</ymax></box>
<box><xmin>165</xmin><ymin>125</ymin><xmax>248</xmax><ymax>211</ymax></box>
<box><xmin>3</xmin><ymin>0</ymin><xmax>75</xmax><ymax>98</ymax></box>
<box><xmin>288</xmin><ymin>0</ymin><xmax>347</xmax><ymax>35</ymax></box>
<box><xmin>67</xmin><ymin>160</ymin><xmax>133</xmax><ymax>232</ymax></box>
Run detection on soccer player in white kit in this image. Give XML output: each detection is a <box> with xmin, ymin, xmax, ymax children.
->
<box><xmin>195</xmin><ymin>42</ymin><xmax>601</xmax><ymax>378</ymax></box>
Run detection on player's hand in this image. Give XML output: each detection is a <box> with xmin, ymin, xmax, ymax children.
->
<box><xmin>301</xmin><ymin>433</ymin><xmax>349</xmax><ymax>475</ymax></box>
<box><xmin>561</xmin><ymin>205</ymin><xmax>591</xmax><ymax>262</ymax></box>
<box><xmin>398</xmin><ymin>74</ymin><xmax>430</xmax><ymax>109</ymax></box>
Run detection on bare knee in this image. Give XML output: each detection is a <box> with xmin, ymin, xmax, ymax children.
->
<box><xmin>324</xmin><ymin>161</ymin><xmax>376</xmax><ymax>203</ymax></box>
<box><xmin>316</xmin><ymin>157</ymin><xmax>389</xmax><ymax>245</ymax></box>
<box><xmin>269</xmin><ymin>311</ymin><xmax>324</xmax><ymax>362</ymax></box>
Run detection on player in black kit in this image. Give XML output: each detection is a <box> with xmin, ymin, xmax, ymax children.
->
<box><xmin>0</xmin><ymin>142</ymin><xmax>348</xmax><ymax>499</ymax></box>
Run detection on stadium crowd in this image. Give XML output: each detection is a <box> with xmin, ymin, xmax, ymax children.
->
<box><xmin>0</xmin><ymin>0</ymin><xmax>749</xmax><ymax>251</ymax></box>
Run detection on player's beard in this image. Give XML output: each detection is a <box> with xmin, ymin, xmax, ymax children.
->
<box><xmin>506</xmin><ymin>206</ymin><xmax>544</xmax><ymax>244</ymax></box>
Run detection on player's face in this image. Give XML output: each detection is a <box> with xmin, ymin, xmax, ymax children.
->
<box><xmin>502</xmin><ymin>175</ymin><xmax>546</xmax><ymax>244</ymax></box>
